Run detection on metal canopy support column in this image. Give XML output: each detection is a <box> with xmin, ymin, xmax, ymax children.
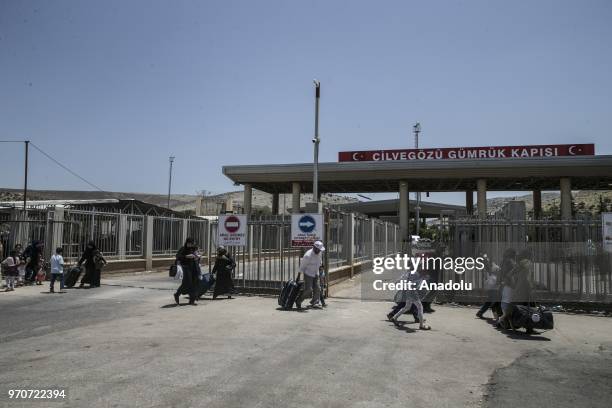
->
<box><xmin>243</xmin><ymin>184</ymin><xmax>253</xmax><ymax>218</ymax></box>
<box><xmin>533</xmin><ymin>189</ymin><xmax>542</xmax><ymax>219</ymax></box>
<box><xmin>271</xmin><ymin>193</ymin><xmax>279</xmax><ymax>215</ymax></box>
<box><xmin>292</xmin><ymin>182</ymin><xmax>301</xmax><ymax>213</ymax></box>
<box><xmin>477</xmin><ymin>179</ymin><xmax>487</xmax><ymax>219</ymax></box>
<box><xmin>560</xmin><ymin>178</ymin><xmax>572</xmax><ymax>220</ymax></box>
<box><xmin>466</xmin><ymin>190</ymin><xmax>474</xmax><ymax>216</ymax></box>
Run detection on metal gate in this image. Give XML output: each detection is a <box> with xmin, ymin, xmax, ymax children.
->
<box><xmin>443</xmin><ymin>218</ymin><xmax>612</xmax><ymax>302</ymax></box>
<box><xmin>208</xmin><ymin>216</ymin><xmax>304</xmax><ymax>291</ymax></box>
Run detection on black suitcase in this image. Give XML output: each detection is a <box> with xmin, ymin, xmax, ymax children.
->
<box><xmin>278</xmin><ymin>273</ymin><xmax>303</xmax><ymax>310</ymax></box>
<box><xmin>64</xmin><ymin>266</ymin><xmax>82</xmax><ymax>288</ymax></box>
<box><xmin>511</xmin><ymin>304</ymin><xmax>554</xmax><ymax>332</ymax></box>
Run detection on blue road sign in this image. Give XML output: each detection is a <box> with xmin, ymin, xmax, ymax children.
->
<box><xmin>298</xmin><ymin>215</ymin><xmax>316</xmax><ymax>233</ymax></box>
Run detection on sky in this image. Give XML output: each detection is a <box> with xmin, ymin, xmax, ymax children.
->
<box><xmin>1</xmin><ymin>0</ymin><xmax>611</xmax><ymax>205</ymax></box>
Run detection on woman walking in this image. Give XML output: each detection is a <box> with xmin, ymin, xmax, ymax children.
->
<box><xmin>212</xmin><ymin>246</ymin><xmax>236</xmax><ymax>300</ymax></box>
<box><xmin>78</xmin><ymin>241</ymin><xmax>107</xmax><ymax>288</ymax></box>
<box><xmin>173</xmin><ymin>238</ymin><xmax>200</xmax><ymax>305</ymax></box>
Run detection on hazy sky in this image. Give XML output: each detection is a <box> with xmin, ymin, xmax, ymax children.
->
<box><xmin>1</xmin><ymin>0</ymin><xmax>611</xmax><ymax>204</ymax></box>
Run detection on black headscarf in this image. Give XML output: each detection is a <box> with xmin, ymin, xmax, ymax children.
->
<box><xmin>84</xmin><ymin>240</ymin><xmax>97</xmax><ymax>257</ymax></box>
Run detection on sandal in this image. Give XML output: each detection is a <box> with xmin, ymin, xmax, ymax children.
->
<box><xmin>419</xmin><ymin>324</ymin><xmax>431</xmax><ymax>330</ymax></box>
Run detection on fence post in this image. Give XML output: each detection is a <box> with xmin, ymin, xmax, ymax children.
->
<box><xmin>348</xmin><ymin>213</ymin><xmax>355</xmax><ymax>277</ymax></box>
<box><xmin>205</xmin><ymin>219</ymin><xmax>211</xmax><ymax>263</ymax></box>
<box><xmin>50</xmin><ymin>206</ymin><xmax>64</xmax><ymax>256</ymax></box>
<box><xmin>181</xmin><ymin>219</ymin><xmax>188</xmax><ymax>245</ymax></box>
<box><xmin>118</xmin><ymin>214</ymin><xmax>127</xmax><ymax>260</ymax></box>
<box><xmin>370</xmin><ymin>218</ymin><xmax>375</xmax><ymax>260</ymax></box>
<box><xmin>384</xmin><ymin>221</ymin><xmax>388</xmax><ymax>256</ymax></box>
<box><xmin>144</xmin><ymin>216</ymin><xmax>154</xmax><ymax>271</ymax></box>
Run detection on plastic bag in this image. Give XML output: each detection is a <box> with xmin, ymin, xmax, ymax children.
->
<box><xmin>174</xmin><ymin>264</ymin><xmax>183</xmax><ymax>280</ymax></box>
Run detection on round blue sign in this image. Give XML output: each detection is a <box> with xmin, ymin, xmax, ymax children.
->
<box><xmin>298</xmin><ymin>215</ymin><xmax>316</xmax><ymax>233</ymax></box>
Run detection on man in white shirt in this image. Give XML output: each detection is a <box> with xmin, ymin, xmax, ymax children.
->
<box><xmin>49</xmin><ymin>247</ymin><xmax>65</xmax><ymax>293</ymax></box>
<box><xmin>296</xmin><ymin>241</ymin><xmax>325</xmax><ymax>310</ymax></box>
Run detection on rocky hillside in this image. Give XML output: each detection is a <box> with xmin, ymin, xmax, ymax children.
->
<box><xmin>487</xmin><ymin>191</ymin><xmax>612</xmax><ymax>215</ymax></box>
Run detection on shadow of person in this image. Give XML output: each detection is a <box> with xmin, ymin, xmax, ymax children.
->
<box><xmin>161</xmin><ymin>304</ymin><xmax>182</xmax><ymax>308</ymax></box>
<box><xmin>389</xmin><ymin>320</ymin><xmax>417</xmax><ymax>333</ymax></box>
<box><xmin>276</xmin><ymin>307</ymin><xmax>308</xmax><ymax>313</ymax></box>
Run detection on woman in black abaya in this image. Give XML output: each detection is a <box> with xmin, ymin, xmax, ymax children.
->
<box><xmin>174</xmin><ymin>238</ymin><xmax>199</xmax><ymax>305</ymax></box>
<box><xmin>212</xmin><ymin>246</ymin><xmax>236</xmax><ymax>299</ymax></box>
<box><xmin>78</xmin><ymin>241</ymin><xmax>106</xmax><ymax>288</ymax></box>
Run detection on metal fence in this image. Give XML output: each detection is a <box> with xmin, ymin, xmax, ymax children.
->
<box><xmin>1</xmin><ymin>206</ymin><xmax>402</xmax><ymax>292</ymax></box>
<box><xmin>442</xmin><ymin>218</ymin><xmax>612</xmax><ymax>302</ymax></box>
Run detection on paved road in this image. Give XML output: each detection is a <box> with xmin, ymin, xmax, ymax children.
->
<box><xmin>1</xmin><ymin>272</ymin><xmax>611</xmax><ymax>408</ymax></box>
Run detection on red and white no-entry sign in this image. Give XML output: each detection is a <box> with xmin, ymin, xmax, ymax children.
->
<box><xmin>224</xmin><ymin>215</ymin><xmax>241</xmax><ymax>233</ymax></box>
<box><xmin>218</xmin><ymin>214</ymin><xmax>247</xmax><ymax>247</ymax></box>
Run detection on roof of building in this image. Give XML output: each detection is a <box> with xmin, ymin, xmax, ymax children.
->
<box><xmin>223</xmin><ymin>155</ymin><xmax>612</xmax><ymax>193</ymax></box>
<box><xmin>0</xmin><ymin>198</ymin><xmax>190</xmax><ymax>217</ymax></box>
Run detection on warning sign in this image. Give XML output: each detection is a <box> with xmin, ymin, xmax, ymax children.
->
<box><xmin>218</xmin><ymin>214</ymin><xmax>247</xmax><ymax>247</ymax></box>
<box><xmin>291</xmin><ymin>213</ymin><xmax>324</xmax><ymax>247</ymax></box>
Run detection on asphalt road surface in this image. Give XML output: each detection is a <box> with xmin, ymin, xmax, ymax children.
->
<box><xmin>1</xmin><ymin>272</ymin><xmax>611</xmax><ymax>408</ymax></box>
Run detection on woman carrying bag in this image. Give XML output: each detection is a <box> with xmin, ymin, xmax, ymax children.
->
<box><xmin>78</xmin><ymin>241</ymin><xmax>106</xmax><ymax>288</ymax></box>
<box><xmin>212</xmin><ymin>246</ymin><xmax>236</xmax><ymax>300</ymax></box>
<box><xmin>173</xmin><ymin>238</ymin><xmax>199</xmax><ymax>306</ymax></box>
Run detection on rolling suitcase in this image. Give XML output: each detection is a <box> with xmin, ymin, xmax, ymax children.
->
<box><xmin>278</xmin><ymin>273</ymin><xmax>303</xmax><ymax>310</ymax></box>
<box><xmin>64</xmin><ymin>266</ymin><xmax>82</xmax><ymax>288</ymax></box>
<box><xmin>510</xmin><ymin>304</ymin><xmax>554</xmax><ymax>332</ymax></box>
<box><xmin>198</xmin><ymin>272</ymin><xmax>216</xmax><ymax>298</ymax></box>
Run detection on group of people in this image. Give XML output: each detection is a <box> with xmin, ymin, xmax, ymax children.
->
<box><xmin>476</xmin><ymin>248</ymin><xmax>534</xmax><ymax>333</ymax></box>
<box><xmin>1</xmin><ymin>240</ymin><xmax>107</xmax><ymax>293</ymax></box>
<box><xmin>173</xmin><ymin>238</ymin><xmax>236</xmax><ymax>306</ymax></box>
<box><xmin>386</xmin><ymin>265</ymin><xmax>433</xmax><ymax>331</ymax></box>
<box><xmin>1</xmin><ymin>241</ymin><xmax>46</xmax><ymax>290</ymax></box>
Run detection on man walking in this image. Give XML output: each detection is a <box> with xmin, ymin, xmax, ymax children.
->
<box><xmin>296</xmin><ymin>241</ymin><xmax>325</xmax><ymax>310</ymax></box>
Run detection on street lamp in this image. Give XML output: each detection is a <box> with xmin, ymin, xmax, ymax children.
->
<box><xmin>167</xmin><ymin>156</ymin><xmax>175</xmax><ymax>209</ymax></box>
<box><xmin>413</xmin><ymin>123</ymin><xmax>421</xmax><ymax>236</ymax></box>
<box><xmin>313</xmin><ymin>79</ymin><xmax>321</xmax><ymax>203</ymax></box>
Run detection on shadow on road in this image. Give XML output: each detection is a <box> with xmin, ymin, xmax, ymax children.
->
<box><xmin>276</xmin><ymin>307</ymin><xmax>309</xmax><ymax>313</ymax></box>
<box><xmin>483</xmin><ymin>317</ymin><xmax>551</xmax><ymax>341</ymax></box>
<box><xmin>387</xmin><ymin>320</ymin><xmax>417</xmax><ymax>333</ymax></box>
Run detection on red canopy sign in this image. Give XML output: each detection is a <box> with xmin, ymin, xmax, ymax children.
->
<box><xmin>338</xmin><ymin>143</ymin><xmax>595</xmax><ymax>162</ymax></box>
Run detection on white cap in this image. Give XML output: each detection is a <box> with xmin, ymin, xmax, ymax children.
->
<box><xmin>313</xmin><ymin>241</ymin><xmax>325</xmax><ymax>251</ymax></box>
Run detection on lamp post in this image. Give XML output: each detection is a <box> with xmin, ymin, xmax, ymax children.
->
<box><xmin>413</xmin><ymin>123</ymin><xmax>421</xmax><ymax>236</ymax></box>
<box><xmin>312</xmin><ymin>79</ymin><xmax>321</xmax><ymax>203</ymax></box>
<box><xmin>23</xmin><ymin>140</ymin><xmax>29</xmax><ymax>213</ymax></box>
<box><xmin>167</xmin><ymin>156</ymin><xmax>175</xmax><ymax>209</ymax></box>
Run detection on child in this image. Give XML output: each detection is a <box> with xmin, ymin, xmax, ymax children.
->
<box><xmin>15</xmin><ymin>244</ymin><xmax>25</xmax><ymax>286</ymax></box>
<box><xmin>389</xmin><ymin>268</ymin><xmax>431</xmax><ymax>330</ymax></box>
<box><xmin>36</xmin><ymin>257</ymin><xmax>47</xmax><ymax>285</ymax></box>
<box><xmin>49</xmin><ymin>247</ymin><xmax>65</xmax><ymax>293</ymax></box>
<box><xmin>1</xmin><ymin>250</ymin><xmax>20</xmax><ymax>291</ymax></box>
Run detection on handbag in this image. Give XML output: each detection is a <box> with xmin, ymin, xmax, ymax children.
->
<box><xmin>169</xmin><ymin>263</ymin><xmax>177</xmax><ymax>278</ymax></box>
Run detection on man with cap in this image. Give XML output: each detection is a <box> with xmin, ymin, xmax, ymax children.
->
<box><xmin>296</xmin><ymin>240</ymin><xmax>325</xmax><ymax>310</ymax></box>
